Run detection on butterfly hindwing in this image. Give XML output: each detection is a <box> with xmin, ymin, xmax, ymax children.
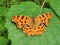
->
<box><xmin>35</xmin><ymin>22</ymin><xmax>45</xmax><ymax>35</ymax></box>
<box><xmin>23</xmin><ymin>24</ymin><xmax>35</xmax><ymax>37</ymax></box>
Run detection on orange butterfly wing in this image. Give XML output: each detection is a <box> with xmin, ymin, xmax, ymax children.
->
<box><xmin>12</xmin><ymin>13</ymin><xmax>52</xmax><ymax>36</ymax></box>
<box><xmin>35</xmin><ymin>13</ymin><xmax>51</xmax><ymax>35</ymax></box>
<box><xmin>36</xmin><ymin>13</ymin><xmax>51</xmax><ymax>26</ymax></box>
<box><xmin>23</xmin><ymin>20</ymin><xmax>45</xmax><ymax>36</ymax></box>
<box><xmin>35</xmin><ymin>22</ymin><xmax>45</xmax><ymax>35</ymax></box>
<box><xmin>23</xmin><ymin>24</ymin><xmax>35</xmax><ymax>37</ymax></box>
<box><xmin>12</xmin><ymin>15</ymin><xmax>31</xmax><ymax>28</ymax></box>
<box><xmin>12</xmin><ymin>15</ymin><xmax>35</xmax><ymax>36</ymax></box>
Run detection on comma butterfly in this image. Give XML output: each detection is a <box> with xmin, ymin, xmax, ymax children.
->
<box><xmin>12</xmin><ymin>13</ymin><xmax>51</xmax><ymax>37</ymax></box>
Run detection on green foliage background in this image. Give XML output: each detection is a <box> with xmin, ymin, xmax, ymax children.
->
<box><xmin>0</xmin><ymin>0</ymin><xmax>60</xmax><ymax>45</ymax></box>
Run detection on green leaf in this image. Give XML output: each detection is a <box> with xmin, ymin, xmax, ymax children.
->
<box><xmin>0</xmin><ymin>37</ymin><xmax>8</xmax><ymax>45</ymax></box>
<box><xmin>0</xmin><ymin>7</ymin><xmax>7</xmax><ymax>37</ymax></box>
<box><xmin>0</xmin><ymin>6</ymin><xmax>7</xmax><ymax>16</ymax></box>
<box><xmin>5</xmin><ymin>1</ymin><xmax>60</xmax><ymax>45</ymax></box>
<box><xmin>46</xmin><ymin>0</ymin><xmax>60</xmax><ymax>18</ymax></box>
<box><xmin>0</xmin><ymin>6</ymin><xmax>7</xmax><ymax>27</ymax></box>
<box><xmin>0</xmin><ymin>16</ymin><xmax>5</xmax><ymax>27</ymax></box>
<box><xmin>0</xmin><ymin>0</ymin><xmax>5</xmax><ymax>5</ymax></box>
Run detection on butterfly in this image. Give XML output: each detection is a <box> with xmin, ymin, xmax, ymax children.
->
<box><xmin>12</xmin><ymin>13</ymin><xmax>51</xmax><ymax>37</ymax></box>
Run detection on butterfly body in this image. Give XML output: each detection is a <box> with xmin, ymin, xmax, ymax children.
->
<box><xmin>12</xmin><ymin>13</ymin><xmax>51</xmax><ymax>36</ymax></box>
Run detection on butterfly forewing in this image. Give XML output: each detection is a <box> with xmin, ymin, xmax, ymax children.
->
<box><xmin>12</xmin><ymin>15</ymin><xmax>31</xmax><ymax>28</ymax></box>
<box><xmin>36</xmin><ymin>13</ymin><xmax>51</xmax><ymax>26</ymax></box>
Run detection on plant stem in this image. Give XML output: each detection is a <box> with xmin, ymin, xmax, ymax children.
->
<box><xmin>41</xmin><ymin>0</ymin><xmax>46</xmax><ymax>11</ymax></box>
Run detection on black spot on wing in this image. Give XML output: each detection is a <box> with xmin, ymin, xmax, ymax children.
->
<box><xmin>45</xmin><ymin>13</ymin><xmax>48</xmax><ymax>17</ymax></box>
<box><xmin>44</xmin><ymin>18</ymin><xmax>46</xmax><ymax>21</ymax></box>
<box><xmin>25</xmin><ymin>17</ymin><xmax>28</xmax><ymax>20</ymax></box>
<box><xmin>24</xmin><ymin>21</ymin><xmax>26</xmax><ymax>23</ymax></box>
<box><xmin>17</xmin><ymin>16</ymin><xmax>20</xmax><ymax>19</ymax></box>
<box><xmin>21</xmin><ymin>24</ymin><xmax>23</xmax><ymax>26</ymax></box>
<box><xmin>41</xmin><ymin>20</ymin><xmax>43</xmax><ymax>21</ymax></box>
<box><xmin>43</xmin><ymin>22</ymin><xmax>47</xmax><ymax>26</ymax></box>
<box><xmin>21</xmin><ymin>21</ymin><xmax>23</xmax><ymax>23</ymax></box>
<box><xmin>19</xmin><ymin>20</ymin><xmax>21</xmax><ymax>22</ymax></box>
<box><xmin>19</xmin><ymin>20</ymin><xmax>23</xmax><ymax>23</ymax></box>
<box><xmin>42</xmin><ymin>15</ymin><xmax>45</xmax><ymax>17</ymax></box>
<box><xmin>29</xmin><ymin>28</ymin><xmax>32</xmax><ymax>30</ymax></box>
<box><xmin>39</xmin><ymin>23</ymin><xmax>42</xmax><ymax>26</ymax></box>
<box><xmin>21</xmin><ymin>16</ymin><xmax>24</xmax><ymax>19</ymax></box>
<box><xmin>39</xmin><ymin>16</ymin><xmax>41</xmax><ymax>19</ymax></box>
<box><xmin>27</xmin><ymin>24</ymin><xmax>30</xmax><ymax>27</ymax></box>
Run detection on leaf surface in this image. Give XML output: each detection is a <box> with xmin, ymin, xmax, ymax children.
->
<box><xmin>0</xmin><ymin>37</ymin><xmax>8</xmax><ymax>45</ymax></box>
<box><xmin>5</xmin><ymin>1</ymin><xmax>60</xmax><ymax>45</ymax></box>
<box><xmin>47</xmin><ymin>0</ymin><xmax>60</xmax><ymax>18</ymax></box>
